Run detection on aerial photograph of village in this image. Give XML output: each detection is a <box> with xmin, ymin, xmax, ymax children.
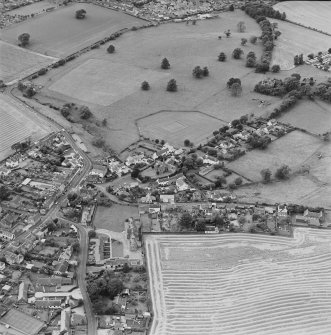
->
<box><xmin>0</xmin><ymin>0</ymin><xmax>330</xmax><ymax>334</ymax></box>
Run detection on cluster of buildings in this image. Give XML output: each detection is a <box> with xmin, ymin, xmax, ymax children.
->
<box><xmin>306</xmin><ymin>51</ymin><xmax>331</xmax><ymax>72</ymax></box>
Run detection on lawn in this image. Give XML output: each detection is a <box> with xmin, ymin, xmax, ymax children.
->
<box><xmin>0</xmin><ymin>94</ymin><xmax>51</xmax><ymax>161</ymax></box>
<box><xmin>270</xmin><ymin>18</ymin><xmax>331</xmax><ymax>70</ymax></box>
<box><xmin>7</xmin><ymin>0</ymin><xmax>56</xmax><ymax>16</ymax></box>
<box><xmin>145</xmin><ymin>231</ymin><xmax>331</xmax><ymax>335</ymax></box>
<box><xmin>138</xmin><ymin>111</ymin><xmax>226</xmax><ymax>147</ymax></box>
<box><xmin>227</xmin><ymin>130</ymin><xmax>323</xmax><ymax>181</ymax></box>
<box><xmin>0</xmin><ymin>40</ymin><xmax>57</xmax><ymax>84</ymax></box>
<box><xmin>93</xmin><ymin>204</ymin><xmax>139</xmax><ymax>232</ymax></box>
<box><xmin>0</xmin><ymin>3</ymin><xmax>146</xmax><ymax>57</ymax></box>
<box><xmin>279</xmin><ymin>99</ymin><xmax>331</xmax><ymax>134</ymax></box>
<box><xmin>274</xmin><ymin>1</ymin><xmax>331</xmax><ymax>34</ymax></box>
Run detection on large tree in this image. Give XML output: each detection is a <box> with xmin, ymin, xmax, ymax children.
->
<box><xmin>161</xmin><ymin>57</ymin><xmax>170</xmax><ymax>69</ymax></box>
<box><xmin>18</xmin><ymin>33</ymin><xmax>30</xmax><ymax>47</ymax></box>
<box><xmin>232</xmin><ymin>48</ymin><xmax>244</xmax><ymax>59</ymax></box>
<box><xmin>275</xmin><ymin>165</ymin><xmax>291</xmax><ymax>180</ymax></box>
<box><xmin>260</xmin><ymin>168</ymin><xmax>271</xmax><ymax>183</ymax></box>
<box><xmin>166</xmin><ymin>79</ymin><xmax>177</xmax><ymax>92</ymax></box>
<box><xmin>218</xmin><ymin>52</ymin><xmax>227</xmax><ymax>62</ymax></box>
<box><xmin>179</xmin><ymin>212</ymin><xmax>193</xmax><ymax>229</ymax></box>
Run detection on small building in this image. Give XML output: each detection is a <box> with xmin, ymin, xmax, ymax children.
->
<box><xmin>54</xmin><ymin>260</ymin><xmax>69</xmax><ymax>275</ymax></box>
<box><xmin>90</xmin><ymin>165</ymin><xmax>108</xmax><ymax>178</ymax></box>
<box><xmin>61</xmin><ymin>309</ymin><xmax>71</xmax><ymax>333</ymax></box>
<box><xmin>0</xmin><ymin>229</ymin><xmax>15</xmax><ymax>240</ymax></box>
<box><xmin>295</xmin><ymin>215</ymin><xmax>309</xmax><ymax>226</ymax></box>
<box><xmin>18</xmin><ymin>281</ymin><xmax>28</xmax><ymax>303</ymax></box>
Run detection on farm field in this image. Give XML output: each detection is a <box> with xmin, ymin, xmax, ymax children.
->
<box><xmin>0</xmin><ymin>3</ymin><xmax>146</xmax><ymax>57</ymax></box>
<box><xmin>138</xmin><ymin>111</ymin><xmax>226</xmax><ymax>147</ymax></box>
<box><xmin>0</xmin><ymin>95</ymin><xmax>52</xmax><ymax>161</ymax></box>
<box><xmin>279</xmin><ymin>99</ymin><xmax>331</xmax><ymax>134</ymax></box>
<box><xmin>270</xmin><ymin>18</ymin><xmax>331</xmax><ymax>70</ymax></box>
<box><xmin>49</xmin><ymin>59</ymin><xmax>170</xmax><ymax>106</ymax></box>
<box><xmin>36</xmin><ymin>10</ymin><xmax>274</xmax><ymax>151</ymax></box>
<box><xmin>6</xmin><ymin>0</ymin><xmax>56</xmax><ymax>16</ymax></box>
<box><xmin>0</xmin><ymin>40</ymin><xmax>57</xmax><ymax>84</ymax></box>
<box><xmin>227</xmin><ymin>130</ymin><xmax>323</xmax><ymax>181</ymax></box>
<box><xmin>274</xmin><ymin>1</ymin><xmax>331</xmax><ymax>35</ymax></box>
<box><xmin>145</xmin><ymin>230</ymin><xmax>331</xmax><ymax>335</ymax></box>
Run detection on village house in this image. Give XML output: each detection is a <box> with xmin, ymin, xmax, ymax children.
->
<box><xmin>176</xmin><ymin>176</ymin><xmax>190</xmax><ymax>192</ymax></box>
<box><xmin>90</xmin><ymin>164</ymin><xmax>108</xmax><ymax>178</ymax></box>
<box><xmin>0</xmin><ymin>166</ymin><xmax>11</xmax><ymax>177</ymax></box>
<box><xmin>0</xmin><ymin>229</ymin><xmax>15</xmax><ymax>240</ymax></box>
<box><xmin>54</xmin><ymin>260</ymin><xmax>69</xmax><ymax>275</ymax></box>
<box><xmin>159</xmin><ymin>194</ymin><xmax>175</xmax><ymax>204</ymax></box>
<box><xmin>4</xmin><ymin>251</ymin><xmax>24</xmax><ymax>265</ymax></box>
<box><xmin>35</xmin><ymin>298</ymin><xmax>62</xmax><ymax>309</ymax></box>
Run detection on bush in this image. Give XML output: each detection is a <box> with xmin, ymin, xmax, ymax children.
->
<box><xmin>166</xmin><ymin>79</ymin><xmax>177</xmax><ymax>92</ymax></box>
<box><xmin>141</xmin><ymin>81</ymin><xmax>150</xmax><ymax>90</ymax></box>
<box><xmin>38</xmin><ymin>68</ymin><xmax>47</xmax><ymax>75</ymax></box>
<box><xmin>218</xmin><ymin>52</ymin><xmax>226</xmax><ymax>62</ymax></box>
<box><xmin>161</xmin><ymin>57</ymin><xmax>170</xmax><ymax>70</ymax></box>
<box><xmin>131</xmin><ymin>26</ymin><xmax>138</xmax><ymax>31</ymax></box>
<box><xmin>184</xmin><ymin>139</ymin><xmax>191</xmax><ymax>146</ymax></box>
<box><xmin>271</xmin><ymin>64</ymin><xmax>280</xmax><ymax>73</ymax></box>
<box><xmin>107</xmin><ymin>45</ymin><xmax>115</xmax><ymax>53</ymax></box>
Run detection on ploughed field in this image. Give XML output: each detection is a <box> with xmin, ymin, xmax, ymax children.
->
<box><xmin>273</xmin><ymin>1</ymin><xmax>331</xmax><ymax>35</ymax></box>
<box><xmin>0</xmin><ymin>95</ymin><xmax>52</xmax><ymax>160</ymax></box>
<box><xmin>145</xmin><ymin>230</ymin><xmax>331</xmax><ymax>335</ymax></box>
<box><xmin>0</xmin><ymin>3</ymin><xmax>146</xmax><ymax>57</ymax></box>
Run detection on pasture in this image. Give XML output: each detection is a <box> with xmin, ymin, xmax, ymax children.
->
<box><xmin>49</xmin><ymin>59</ymin><xmax>170</xmax><ymax>106</ymax></box>
<box><xmin>38</xmin><ymin>10</ymin><xmax>274</xmax><ymax>151</ymax></box>
<box><xmin>279</xmin><ymin>99</ymin><xmax>331</xmax><ymax>134</ymax></box>
<box><xmin>227</xmin><ymin>131</ymin><xmax>322</xmax><ymax>181</ymax></box>
<box><xmin>145</xmin><ymin>230</ymin><xmax>331</xmax><ymax>335</ymax></box>
<box><xmin>138</xmin><ymin>111</ymin><xmax>226</xmax><ymax>147</ymax></box>
<box><xmin>0</xmin><ymin>3</ymin><xmax>146</xmax><ymax>57</ymax></box>
<box><xmin>0</xmin><ymin>95</ymin><xmax>51</xmax><ymax>161</ymax></box>
<box><xmin>0</xmin><ymin>40</ymin><xmax>57</xmax><ymax>84</ymax></box>
<box><xmin>270</xmin><ymin>18</ymin><xmax>331</xmax><ymax>70</ymax></box>
<box><xmin>274</xmin><ymin>1</ymin><xmax>331</xmax><ymax>35</ymax></box>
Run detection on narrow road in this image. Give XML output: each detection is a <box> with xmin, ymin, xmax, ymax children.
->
<box><xmin>1</xmin><ymin>86</ymin><xmax>96</xmax><ymax>334</ymax></box>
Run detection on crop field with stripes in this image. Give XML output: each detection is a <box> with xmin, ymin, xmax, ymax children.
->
<box><xmin>145</xmin><ymin>229</ymin><xmax>331</xmax><ymax>335</ymax></box>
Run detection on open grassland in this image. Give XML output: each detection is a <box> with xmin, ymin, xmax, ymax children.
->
<box><xmin>94</xmin><ymin>204</ymin><xmax>138</xmax><ymax>233</ymax></box>
<box><xmin>279</xmin><ymin>100</ymin><xmax>331</xmax><ymax>134</ymax></box>
<box><xmin>270</xmin><ymin>19</ymin><xmax>331</xmax><ymax>70</ymax></box>
<box><xmin>0</xmin><ymin>40</ymin><xmax>57</xmax><ymax>84</ymax></box>
<box><xmin>0</xmin><ymin>95</ymin><xmax>52</xmax><ymax>161</ymax></box>
<box><xmin>6</xmin><ymin>0</ymin><xmax>56</xmax><ymax>16</ymax></box>
<box><xmin>0</xmin><ymin>3</ymin><xmax>146</xmax><ymax>57</ymax></box>
<box><xmin>145</xmin><ymin>230</ymin><xmax>331</xmax><ymax>335</ymax></box>
<box><xmin>138</xmin><ymin>111</ymin><xmax>226</xmax><ymax>147</ymax></box>
<box><xmin>49</xmin><ymin>59</ymin><xmax>170</xmax><ymax>106</ymax></box>
<box><xmin>274</xmin><ymin>1</ymin><xmax>331</xmax><ymax>35</ymax></box>
<box><xmin>38</xmin><ymin>10</ymin><xmax>275</xmax><ymax>151</ymax></box>
<box><xmin>227</xmin><ymin>131</ymin><xmax>322</xmax><ymax>181</ymax></box>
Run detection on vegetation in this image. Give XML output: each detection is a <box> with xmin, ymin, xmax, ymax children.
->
<box><xmin>241</xmin><ymin>38</ymin><xmax>248</xmax><ymax>46</ymax></box>
<box><xmin>231</xmin><ymin>82</ymin><xmax>242</xmax><ymax>97</ymax></box>
<box><xmin>271</xmin><ymin>64</ymin><xmax>280</xmax><ymax>73</ymax></box>
<box><xmin>218</xmin><ymin>52</ymin><xmax>226</xmax><ymax>62</ymax></box>
<box><xmin>294</xmin><ymin>54</ymin><xmax>304</xmax><ymax>66</ymax></box>
<box><xmin>260</xmin><ymin>168</ymin><xmax>272</xmax><ymax>183</ymax></box>
<box><xmin>75</xmin><ymin>9</ymin><xmax>86</xmax><ymax>19</ymax></box>
<box><xmin>141</xmin><ymin>81</ymin><xmax>150</xmax><ymax>90</ymax></box>
<box><xmin>107</xmin><ymin>45</ymin><xmax>115</xmax><ymax>53</ymax></box>
<box><xmin>18</xmin><ymin>33</ymin><xmax>30</xmax><ymax>47</ymax></box>
<box><xmin>80</xmin><ymin>106</ymin><xmax>92</xmax><ymax>119</ymax></box>
<box><xmin>166</xmin><ymin>79</ymin><xmax>177</xmax><ymax>92</ymax></box>
<box><xmin>179</xmin><ymin>212</ymin><xmax>193</xmax><ymax>229</ymax></box>
<box><xmin>237</xmin><ymin>21</ymin><xmax>246</xmax><ymax>33</ymax></box>
<box><xmin>275</xmin><ymin>165</ymin><xmax>291</xmax><ymax>179</ymax></box>
<box><xmin>161</xmin><ymin>57</ymin><xmax>170</xmax><ymax>69</ymax></box>
<box><xmin>232</xmin><ymin>48</ymin><xmax>244</xmax><ymax>59</ymax></box>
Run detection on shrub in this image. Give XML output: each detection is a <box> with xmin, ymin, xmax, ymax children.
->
<box><xmin>161</xmin><ymin>57</ymin><xmax>170</xmax><ymax>69</ymax></box>
<box><xmin>271</xmin><ymin>64</ymin><xmax>280</xmax><ymax>73</ymax></box>
<box><xmin>166</xmin><ymin>79</ymin><xmax>177</xmax><ymax>92</ymax></box>
<box><xmin>241</xmin><ymin>38</ymin><xmax>248</xmax><ymax>46</ymax></box>
<box><xmin>218</xmin><ymin>52</ymin><xmax>226</xmax><ymax>62</ymax></box>
<box><xmin>131</xmin><ymin>26</ymin><xmax>138</xmax><ymax>31</ymax></box>
<box><xmin>107</xmin><ymin>45</ymin><xmax>115</xmax><ymax>53</ymax></box>
<box><xmin>141</xmin><ymin>81</ymin><xmax>150</xmax><ymax>90</ymax></box>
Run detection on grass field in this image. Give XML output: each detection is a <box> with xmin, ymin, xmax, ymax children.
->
<box><xmin>270</xmin><ymin>18</ymin><xmax>331</xmax><ymax>70</ymax></box>
<box><xmin>0</xmin><ymin>40</ymin><xmax>57</xmax><ymax>84</ymax></box>
<box><xmin>0</xmin><ymin>95</ymin><xmax>52</xmax><ymax>161</ymax></box>
<box><xmin>279</xmin><ymin>100</ymin><xmax>331</xmax><ymax>134</ymax></box>
<box><xmin>7</xmin><ymin>0</ymin><xmax>57</xmax><ymax>16</ymax></box>
<box><xmin>274</xmin><ymin>1</ymin><xmax>331</xmax><ymax>35</ymax></box>
<box><xmin>94</xmin><ymin>204</ymin><xmax>139</xmax><ymax>232</ymax></box>
<box><xmin>227</xmin><ymin>131</ymin><xmax>323</xmax><ymax>181</ymax></box>
<box><xmin>145</xmin><ymin>230</ymin><xmax>331</xmax><ymax>335</ymax></box>
<box><xmin>0</xmin><ymin>3</ymin><xmax>146</xmax><ymax>57</ymax></box>
<box><xmin>49</xmin><ymin>59</ymin><xmax>170</xmax><ymax>106</ymax></box>
<box><xmin>37</xmin><ymin>10</ymin><xmax>273</xmax><ymax>151</ymax></box>
<box><xmin>138</xmin><ymin>111</ymin><xmax>226</xmax><ymax>147</ymax></box>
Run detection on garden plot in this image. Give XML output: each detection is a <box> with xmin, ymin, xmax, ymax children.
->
<box><xmin>0</xmin><ymin>3</ymin><xmax>145</xmax><ymax>57</ymax></box>
<box><xmin>226</xmin><ymin>131</ymin><xmax>322</xmax><ymax>181</ymax></box>
<box><xmin>138</xmin><ymin>111</ymin><xmax>226</xmax><ymax>147</ymax></box>
<box><xmin>145</xmin><ymin>229</ymin><xmax>331</xmax><ymax>335</ymax></box>
<box><xmin>49</xmin><ymin>59</ymin><xmax>169</xmax><ymax>106</ymax></box>
<box><xmin>274</xmin><ymin>1</ymin><xmax>331</xmax><ymax>35</ymax></box>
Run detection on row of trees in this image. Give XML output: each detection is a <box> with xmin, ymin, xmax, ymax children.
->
<box><xmin>261</xmin><ymin>165</ymin><xmax>291</xmax><ymax>183</ymax></box>
<box><xmin>192</xmin><ymin>66</ymin><xmax>209</xmax><ymax>78</ymax></box>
